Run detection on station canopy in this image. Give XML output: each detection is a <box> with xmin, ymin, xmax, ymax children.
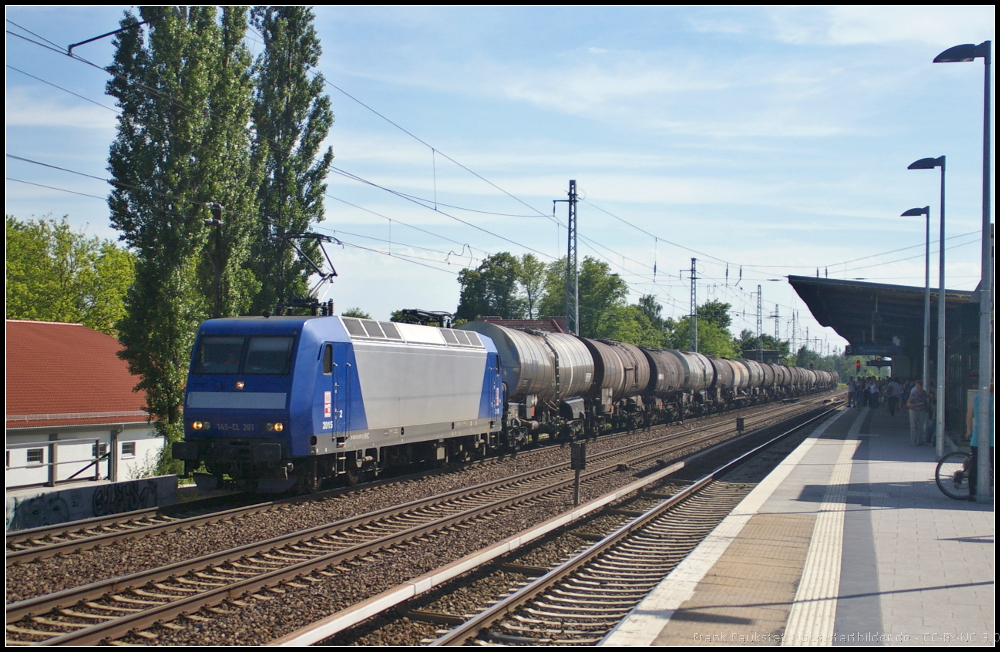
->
<box><xmin>787</xmin><ymin>275</ymin><xmax>974</xmax><ymax>359</ymax></box>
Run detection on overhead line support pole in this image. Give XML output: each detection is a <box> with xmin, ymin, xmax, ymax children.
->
<box><xmin>689</xmin><ymin>258</ymin><xmax>698</xmax><ymax>352</ymax></box>
<box><xmin>563</xmin><ymin>180</ymin><xmax>579</xmax><ymax>335</ymax></box>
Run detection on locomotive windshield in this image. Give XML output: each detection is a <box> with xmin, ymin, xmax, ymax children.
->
<box><xmin>193</xmin><ymin>335</ymin><xmax>296</xmax><ymax>375</ymax></box>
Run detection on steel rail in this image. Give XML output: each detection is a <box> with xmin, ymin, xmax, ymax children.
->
<box><xmin>7</xmin><ymin>389</ymin><xmax>837</xmax><ymax>563</ymax></box>
<box><xmin>6</xmin><ymin>395</ymin><xmax>836</xmax><ymax>646</ymax></box>
<box><xmin>5</xmin><ymin>393</ymin><xmax>814</xmax><ymax>570</ymax></box>
<box><xmin>431</xmin><ymin>407</ymin><xmax>837</xmax><ymax>645</ymax></box>
<box><xmin>6</xmin><ymin>421</ymin><xmax>733</xmax><ymax>646</ymax></box>
<box><xmin>266</xmin><ymin>398</ymin><xmax>838</xmax><ymax>646</ymax></box>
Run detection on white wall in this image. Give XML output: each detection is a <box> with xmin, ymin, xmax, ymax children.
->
<box><xmin>5</xmin><ymin>424</ymin><xmax>161</xmax><ymax>490</ymax></box>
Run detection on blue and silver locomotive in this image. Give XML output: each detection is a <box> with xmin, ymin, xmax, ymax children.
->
<box><xmin>173</xmin><ymin>316</ymin><xmax>503</xmax><ymax>491</ymax></box>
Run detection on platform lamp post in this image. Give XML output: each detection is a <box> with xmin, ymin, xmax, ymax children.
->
<box><xmin>908</xmin><ymin>156</ymin><xmax>946</xmax><ymax>458</ymax></box>
<box><xmin>902</xmin><ymin>206</ymin><xmax>932</xmax><ymax>392</ymax></box>
<box><xmin>933</xmin><ymin>41</ymin><xmax>992</xmax><ymax>501</ymax></box>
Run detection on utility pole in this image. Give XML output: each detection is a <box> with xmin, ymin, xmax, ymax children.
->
<box><xmin>791</xmin><ymin>311</ymin><xmax>797</xmax><ymax>355</ymax></box>
<box><xmin>756</xmin><ymin>285</ymin><xmax>763</xmax><ymax>362</ymax></box>
<box><xmin>555</xmin><ymin>180</ymin><xmax>579</xmax><ymax>335</ymax></box>
<box><xmin>689</xmin><ymin>258</ymin><xmax>698</xmax><ymax>352</ymax></box>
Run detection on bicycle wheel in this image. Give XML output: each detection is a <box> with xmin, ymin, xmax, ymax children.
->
<box><xmin>935</xmin><ymin>452</ymin><xmax>972</xmax><ymax>500</ymax></box>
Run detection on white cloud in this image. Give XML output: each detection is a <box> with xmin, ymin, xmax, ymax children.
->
<box><xmin>688</xmin><ymin>18</ymin><xmax>747</xmax><ymax>35</ymax></box>
<box><xmin>767</xmin><ymin>7</ymin><xmax>995</xmax><ymax>47</ymax></box>
<box><xmin>5</xmin><ymin>87</ymin><xmax>118</xmax><ymax>131</ymax></box>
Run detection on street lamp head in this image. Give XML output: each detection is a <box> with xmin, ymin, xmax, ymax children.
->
<box><xmin>908</xmin><ymin>156</ymin><xmax>945</xmax><ymax>170</ymax></box>
<box><xmin>934</xmin><ymin>41</ymin><xmax>990</xmax><ymax>63</ymax></box>
<box><xmin>901</xmin><ymin>207</ymin><xmax>930</xmax><ymax>217</ymax></box>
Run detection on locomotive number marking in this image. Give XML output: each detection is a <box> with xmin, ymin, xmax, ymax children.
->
<box><xmin>217</xmin><ymin>423</ymin><xmax>254</xmax><ymax>432</ymax></box>
<box><xmin>322</xmin><ymin>420</ymin><xmax>333</xmax><ymax>430</ymax></box>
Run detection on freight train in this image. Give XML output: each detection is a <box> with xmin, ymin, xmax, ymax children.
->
<box><xmin>173</xmin><ymin>316</ymin><xmax>838</xmax><ymax>492</ymax></box>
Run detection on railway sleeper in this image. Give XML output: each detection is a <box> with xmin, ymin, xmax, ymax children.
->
<box><xmin>504</xmin><ymin>618</ymin><xmax>617</xmax><ymax>632</ymax></box>
<box><xmin>529</xmin><ymin>602</ymin><xmax>634</xmax><ymax>615</ymax></box>
<box><xmin>152</xmin><ymin>582</ymin><xmax>198</xmax><ymax>593</ymax></box>
<box><xmin>6</xmin><ymin>623</ymin><xmax>57</xmax><ymax>638</ymax></box>
<box><xmin>30</xmin><ymin>617</ymin><xmax>87</xmax><ymax>630</ymax></box>
<box><xmin>110</xmin><ymin>594</ymin><xmax>163</xmax><ymax>607</ymax></box>
<box><xmin>551</xmin><ymin>588</ymin><xmax>651</xmax><ymax>600</ymax></box>
<box><xmin>84</xmin><ymin>601</ymin><xmax>141</xmax><ymax>613</ymax></box>
<box><xmin>57</xmin><ymin>609</ymin><xmax>116</xmax><ymax>621</ymax></box>
<box><xmin>545</xmin><ymin>595</ymin><xmax>637</xmax><ymax>607</ymax></box>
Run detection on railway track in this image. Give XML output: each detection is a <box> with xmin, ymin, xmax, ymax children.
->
<box><xmin>429</xmin><ymin>407</ymin><xmax>833</xmax><ymax>646</ymax></box>
<box><xmin>5</xmin><ymin>394</ymin><xmax>838</xmax><ymax>646</ymax></box>
<box><xmin>5</xmin><ymin>494</ymin><xmax>271</xmax><ymax>567</ymax></box>
<box><xmin>5</xmin><ymin>392</ymin><xmax>831</xmax><ymax>571</ymax></box>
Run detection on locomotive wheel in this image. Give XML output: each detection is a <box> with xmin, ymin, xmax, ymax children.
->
<box><xmin>344</xmin><ymin>465</ymin><xmax>361</xmax><ymax>486</ymax></box>
<box><xmin>305</xmin><ymin>471</ymin><xmax>323</xmax><ymax>493</ymax></box>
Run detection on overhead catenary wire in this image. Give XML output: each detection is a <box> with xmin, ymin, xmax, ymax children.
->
<box><xmin>6</xmin><ymin>16</ymin><xmax>959</xmax><ymax>348</ymax></box>
<box><xmin>5</xmin><ymin>56</ymin><xmax>508</xmax><ymax>267</ymax></box>
<box><xmin>7</xmin><ymin>153</ymin><xmax>231</xmax><ymax>211</ymax></box>
<box><xmin>6</xmin><ymin>177</ymin><xmax>108</xmax><ymax>201</ymax></box>
<box><xmin>6</xmin><ymin>64</ymin><xmax>119</xmax><ymax>113</ymax></box>
<box><xmin>323</xmin><ymin>78</ymin><xmax>557</xmax><ymax>223</ymax></box>
<box><xmin>329</xmin><ymin>165</ymin><xmax>557</xmax><ymax>260</ymax></box>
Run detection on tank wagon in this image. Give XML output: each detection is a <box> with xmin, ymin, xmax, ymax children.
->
<box><xmin>174</xmin><ymin>316</ymin><xmax>837</xmax><ymax>491</ymax></box>
<box><xmin>461</xmin><ymin>322</ymin><xmax>837</xmax><ymax>447</ymax></box>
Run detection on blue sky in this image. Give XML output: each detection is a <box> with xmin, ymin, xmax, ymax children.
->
<box><xmin>6</xmin><ymin>7</ymin><xmax>995</xmax><ymax>354</ymax></box>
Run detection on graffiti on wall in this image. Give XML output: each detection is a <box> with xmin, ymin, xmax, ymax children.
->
<box><xmin>6</xmin><ymin>478</ymin><xmax>164</xmax><ymax>532</ymax></box>
<box><xmin>92</xmin><ymin>479</ymin><xmax>159</xmax><ymax>517</ymax></box>
<box><xmin>6</xmin><ymin>493</ymin><xmax>70</xmax><ymax>531</ymax></box>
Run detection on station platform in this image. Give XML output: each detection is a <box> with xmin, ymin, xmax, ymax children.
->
<box><xmin>602</xmin><ymin>406</ymin><xmax>995</xmax><ymax>647</ymax></box>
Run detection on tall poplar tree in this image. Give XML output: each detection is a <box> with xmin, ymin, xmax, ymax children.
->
<box><xmin>249</xmin><ymin>6</ymin><xmax>334</xmax><ymax>314</ymax></box>
<box><xmin>106</xmin><ymin>7</ymin><xmax>257</xmax><ymax>442</ymax></box>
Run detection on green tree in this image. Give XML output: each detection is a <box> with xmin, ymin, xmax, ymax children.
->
<box><xmin>107</xmin><ymin>7</ymin><xmax>257</xmax><ymax>444</ymax></box>
<box><xmin>734</xmin><ymin>329</ymin><xmax>792</xmax><ymax>362</ymax></box>
<box><xmin>6</xmin><ymin>215</ymin><xmax>135</xmax><ymax>337</ymax></box>
<box><xmin>518</xmin><ymin>253</ymin><xmax>546</xmax><ymax>319</ymax></box>
<box><xmin>455</xmin><ymin>252</ymin><xmax>526</xmax><ymax>320</ymax></box>
<box><xmin>636</xmin><ymin>294</ymin><xmax>665</xmax><ymax>331</ymax></box>
<box><xmin>697</xmin><ymin>300</ymin><xmax>732</xmax><ymax>330</ymax></box>
<box><xmin>249</xmin><ymin>6</ymin><xmax>334</xmax><ymax>314</ymax></box>
<box><xmin>341</xmin><ymin>307</ymin><xmax>370</xmax><ymax>319</ymax></box>
<box><xmin>85</xmin><ymin>241</ymin><xmax>136</xmax><ymax>335</ymax></box>
<box><xmin>538</xmin><ymin>257</ymin><xmax>628</xmax><ymax>337</ymax></box>
<box><xmin>667</xmin><ymin>317</ymin><xmax>738</xmax><ymax>358</ymax></box>
<box><xmin>596</xmin><ymin>304</ymin><xmax>667</xmax><ymax>348</ymax></box>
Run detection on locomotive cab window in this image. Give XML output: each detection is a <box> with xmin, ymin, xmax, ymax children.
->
<box><xmin>193</xmin><ymin>336</ymin><xmax>245</xmax><ymax>374</ymax></box>
<box><xmin>244</xmin><ymin>336</ymin><xmax>295</xmax><ymax>375</ymax></box>
<box><xmin>322</xmin><ymin>343</ymin><xmax>333</xmax><ymax>375</ymax></box>
<box><xmin>193</xmin><ymin>335</ymin><xmax>295</xmax><ymax>375</ymax></box>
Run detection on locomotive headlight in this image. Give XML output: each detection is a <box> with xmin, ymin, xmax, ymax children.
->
<box><xmin>192</xmin><ymin>421</ymin><xmax>204</xmax><ymax>430</ymax></box>
<box><xmin>273</xmin><ymin>422</ymin><xmax>284</xmax><ymax>432</ymax></box>
<box><xmin>235</xmin><ymin>381</ymin><xmax>245</xmax><ymax>390</ymax></box>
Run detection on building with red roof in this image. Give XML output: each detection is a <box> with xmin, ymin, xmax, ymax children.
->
<box><xmin>6</xmin><ymin>320</ymin><xmax>162</xmax><ymax>489</ymax></box>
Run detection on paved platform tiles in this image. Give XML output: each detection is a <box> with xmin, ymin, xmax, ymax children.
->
<box><xmin>602</xmin><ymin>405</ymin><xmax>994</xmax><ymax>647</ymax></box>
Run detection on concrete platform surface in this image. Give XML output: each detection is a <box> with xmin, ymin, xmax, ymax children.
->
<box><xmin>602</xmin><ymin>406</ymin><xmax>994</xmax><ymax>647</ymax></box>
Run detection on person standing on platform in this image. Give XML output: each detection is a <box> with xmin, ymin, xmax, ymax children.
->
<box><xmin>868</xmin><ymin>379</ymin><xmax>880</xmax><ymax>409</ymax></box>
<box><xmin>848</xmin><ymin>377</ymin><xmax>857</xmax><ymax>408</ymax></box>
<box><xmin>907</xmin><ymin>381</ymin><xmax>928</xmax><ymax>446</ymax></box>
<box><xmin>886</xmin><ymin>377</ymin><xmax>902</xmax><ymax>417</ymax></box>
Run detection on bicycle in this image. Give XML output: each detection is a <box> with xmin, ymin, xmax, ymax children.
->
<box><xmin>935</xmin><ymin>452</ymin><xmax>972</xmax><ymax>500</ymax></box>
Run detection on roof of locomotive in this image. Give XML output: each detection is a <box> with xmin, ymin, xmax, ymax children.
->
<box><xmin>197</xmin><ymin>315</ymin><xmax>496</xmax><ymax>353</ymax></box>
